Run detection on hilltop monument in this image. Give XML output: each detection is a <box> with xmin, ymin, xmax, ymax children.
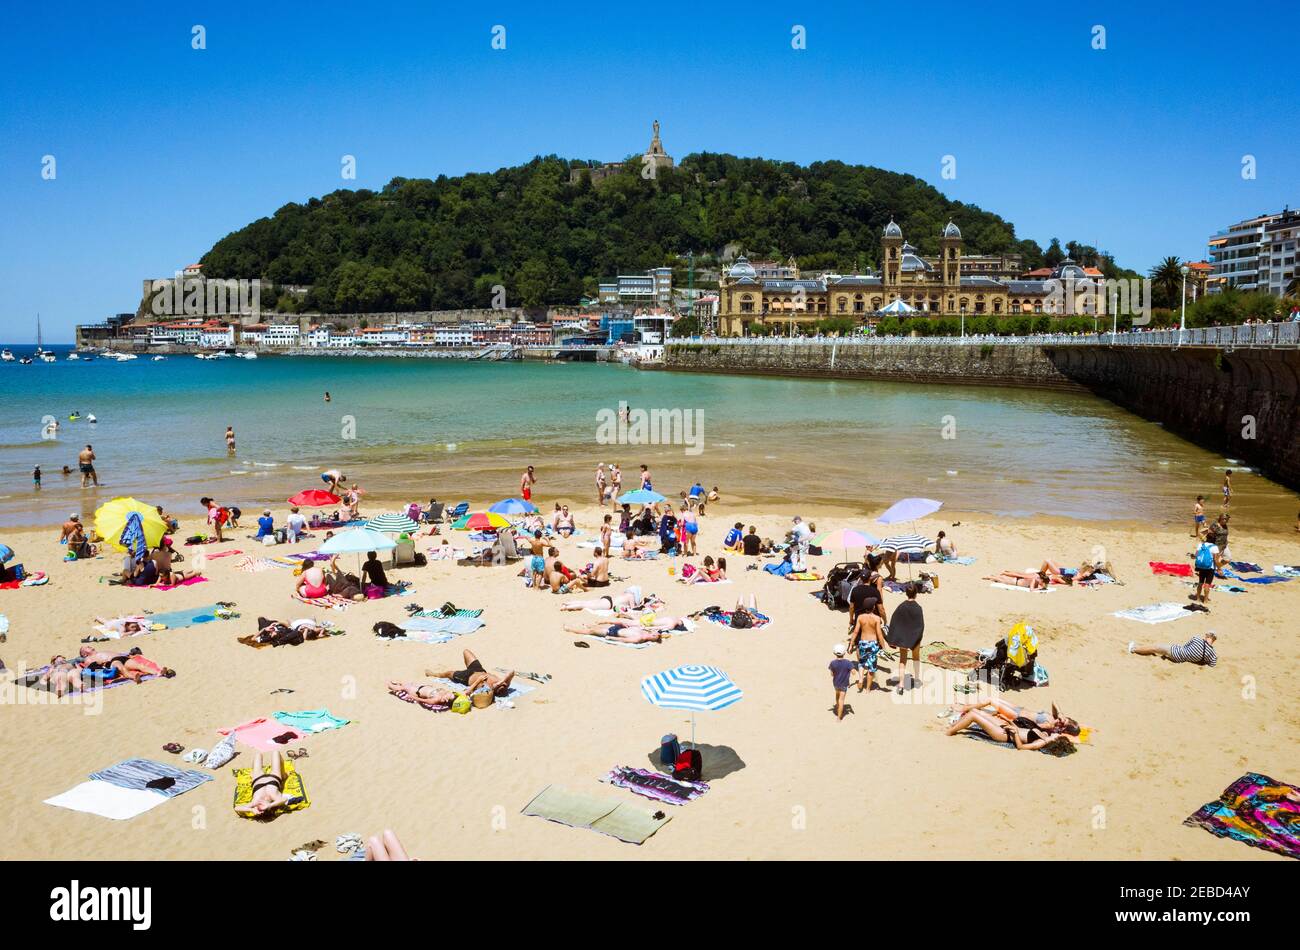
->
<box><xmin>570</xmin><ymin>120</ymin><xmax>674</xmax><ymax>184</ymax></box>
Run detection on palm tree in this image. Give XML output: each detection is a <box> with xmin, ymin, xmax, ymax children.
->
<box><xmin>1150</xmin><ymin>256</ymin><xmax>1184</xmax><ymax>309</ymax></box>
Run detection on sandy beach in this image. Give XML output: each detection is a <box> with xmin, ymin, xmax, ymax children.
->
<box><xmin>1</xmin><ymin>495</ymin><xmax>1296</xmax><ymax>862</ymax></box>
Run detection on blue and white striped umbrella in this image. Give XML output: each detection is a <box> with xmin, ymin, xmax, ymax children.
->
<box><xmin>366</xmin><ymin>512</ymin><xmax>420</xmax><ymax>534</ymax></box>
<box><xmin>877</xmin><ymin>534</ymin><xmax>932</xmax><ymax>554</ymax></box>
<box><xmin>641</xmin><ymin>665</ymin><xmax>743</xmax><ymax>748</ymax></box>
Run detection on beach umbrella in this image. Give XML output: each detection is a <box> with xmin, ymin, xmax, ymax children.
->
<box><xmin>489</xmin><ymin>498</ymin><xmax>537</xmax><ymax>515</ymax></box>
<box><xmin>877</xmin><ymin>534</ymin><xmax>932</xmax><ymax>554</ymax></box>
<box><xmin>94</xmin><ymin>497</ymin><xmax>168</xmax><ymax>553</ymax></box>
<box><xmin>0</xmin><ymin>543</ymin><xmax>12</xmax><ymax>564</ymax></box>
<box><xmin>876</xmin><ymin>498</ymin><xmax>943</xmax><ymax>524</ymax></box>
<box><xmin>618</xmin><ymin>488</ymin><xmax>665</xmax><ymax>505</ymax></box>
<box><xmin>288</xmin><ymin>489</ymin><xmax>340</xmax><ymax>508</ymax></box>
<box><xmin>366</xmin><ymin>512</ymin><xmax>419</xmax><ymax>534</ymax></box>
<box><xmin>462</xmin><ymin>511</ymin><xmax>511</xmax><ymax>531</ymax></box>
<box><xmin>641</xmin><ymin>664</ymin><xmax>743</xmax><ymax>749</ymax></box>
<box><xmin>812</xmin><ymin>528</ymin><xmax>879</xmax><ymax>562</ymax></box>
<box><xmin>317</xmin><ymin>527</ymin><xmax>397</xmax><ymax>555</ymax></box>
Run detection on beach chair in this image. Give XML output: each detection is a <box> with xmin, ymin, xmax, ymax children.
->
<box><xmin>447</xmin><ymin>501</ymin><xmax>469</xmax><ymax>522</ymax></box>
<box><xmin>391</xmin><ymin>538</ymin><xmax>417</xmax><ymax>567</ymax></box>
<box><xmin>495</xmin><ymin>529</ymin><xmax>523</xmax><ymax>564</ymax></box>
<box><xmin>423</xmin><ymin>502</ymin><xmax>445</xmax><ymax>524</ymax></box>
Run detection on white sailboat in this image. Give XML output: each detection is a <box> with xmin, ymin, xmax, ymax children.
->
<box><xmin>35</xmin><ymin>315</ymin><xmax>56</xmax><ymax>362</ymax></box>
<box><xmin>1</xmin><ymin>348</ymin><xmax>13</xmax><ymax>362</ymax></box>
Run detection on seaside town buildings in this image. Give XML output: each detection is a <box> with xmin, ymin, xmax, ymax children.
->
<box><xmin>1206</xmin><ymin>208</ymin><xmax>1300</xmax><ymax>296</ymax></box>
<box><xmin>716</xmin><ymin>220</ymin><xmax>1105</xmax><ymax>336</ymax></box>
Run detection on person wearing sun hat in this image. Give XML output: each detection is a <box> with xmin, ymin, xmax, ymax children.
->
<box><xmin>829</xmin><ymin>643</ymin><xmax>857</xmax><ymax>721</ymax></box>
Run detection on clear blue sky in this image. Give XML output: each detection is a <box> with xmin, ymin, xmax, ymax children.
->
<box><xmin>2</xmin><ymin>1</ymin><xmax>1297</xmax><ymax>341</ymax></box>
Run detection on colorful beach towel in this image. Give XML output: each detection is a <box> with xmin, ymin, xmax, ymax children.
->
<box><xmin>935</xmin><ymin>555</ymin><xmax>977</xmax><ymax>566</ymax></box>
<box><xmin>272</xmin><ymin>709</ymin><xmax>350</xmax><ymax>733</ymax></box>
<box><xmin>1183</xmin><ymin>772</ymin><xmax>1300</xmax><ymax>860</ymax></box>
<box><xmin>702</xmin><ymin>609</ymin><xmax>771</xmax><ymax>629</ymax></box>
<box><xmin>232</xmin><ymin>759</ymin><xmax>310</xmax><ymax>817</ymax></box>
<box><xmin>1150</xmin><ymin>561</ymin><xmax>1193</xmax><ymax>577</ymax></box>
<box><xmin>417</xmin><ymin>675</ymin><xmax>535</xmax><ymax>707</ymax></box>
<box><xmin>391</xmin><ymin>687</ymin><xmax>451</xmax><ymax>712</ymax></box>
<box><xmin>1113</xmin><ymin>602</ymin><xmax>1195</xmax><ymax>624</ymax></box>
<box><xmin>521</xmin><ymin>784</ymin><xmax>670</xmax><ymax>845</ymax></box>
<box><xmin>17</xmin><ymin>665</ymin><xmax>164</xmax><ymax>694</ymax></box>
<box><xmin>152</xmin><ymin>576</ymin><xmax>209</xmax><ymax>591</ymax></box>
<box><xmin>205</xmin><ymin>548</ymin><xmax>244</xmax><ymax>559</ymax></box>
<box><xmin>601</xmin><ymin>766</ymin><xmax>708</xmax><ymax>805</ymax></box>
<box><xmin>217</xmin><ymin>717</ymin><xmax>307</xmax><ymax>751</ymax></box>
<box><xmin>1273</xmin><ymin>565</ymin><xmax>1300</xmax><ymax>578</ymax></box>
<box><xmin>292</xmin><ymin>592</ymin><xmax>353</xmax><ymax>611</ymax></box>
<box><xmin>88</xmin><ymin>757</ymin><xmax>213</xmax><ymax>798</ymax></box>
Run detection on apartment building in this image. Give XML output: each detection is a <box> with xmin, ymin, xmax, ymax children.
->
<box><xmin>1207</xmin><ymin>211</ymin><xmax>1284</xmax><ymax>293</ymax></box>
<box><xmin>1259</xmin><ymin>209</ymin><xmax>1300</xmax><ymax>297</ymax></box>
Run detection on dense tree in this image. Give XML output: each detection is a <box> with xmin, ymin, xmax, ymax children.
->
<box><xmin>201</xmin><ymin>153</ymin><xmax>1135</xmax><ymax>314</ymax></box>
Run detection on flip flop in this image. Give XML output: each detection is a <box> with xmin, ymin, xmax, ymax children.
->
<box><xmin>162</xmin><ymin>742</ymin><xmax>184</xmax><ymax>754</ymax></box>
<box><xmin>573</xmin><ymin>641</ymin><xmax>590</xmax><ymax>648</ymax></box>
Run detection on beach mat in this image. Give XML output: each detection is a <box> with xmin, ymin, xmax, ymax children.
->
<box><xmin>88</xmin><ymin>757</ymin><xmax>213</xmax><ymax>798</ymax></box>
<box><xmin>702</xmin><ymin>609</ymin><xmax>771</xmax><ymax>630</ymax></box>
<box><xmin>1113</xmin><ymin>602</ymin><xmax>1195</xmax><ymax>624</ymax></box>
<box><xmin>152</xmin><ymin>576</ymin><xmax>210</xmax><ymax>591</ymax></box>
<box><xmin>218</xmin><ymin>717</ymin><xmax>307</xmax><ymax>751</ymax></box>
<box><xmin>44</xmin><ymin>780</ymin><xmax>171</xmax><ymax>820</ymax></box>
<box><xmin>1149</xmin><ymin>561</ymin><xmax>1192</xmax><ymax>577</ymax></box>
<box><xmin>1183</xmin><ymin>772</ymin><xmax>1299</xmax><ymax>860</ymax></box>
<box><xmin>292</xmin><ymin>592</ymin><xmax>353</xmax><ymax>611</ymax></box>
<box><xmin>521</xmin><ymin>784</ymin><xmax>670</xmax><ymax>845</ymax></box>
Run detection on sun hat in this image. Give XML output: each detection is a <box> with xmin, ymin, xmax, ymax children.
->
<box><xmin>833</xmin><ymin>643</ymin><xmax>846</xmax><ymax>656</ymax></box>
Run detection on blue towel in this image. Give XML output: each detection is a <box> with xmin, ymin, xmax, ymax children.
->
<box><xmin>120</xmin><ymin>511</ymin><xmax>147</xmax><ymax>562</ymax></box>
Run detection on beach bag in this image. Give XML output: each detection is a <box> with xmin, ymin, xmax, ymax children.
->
<box><xmin>681</xmin><ymin>563</ymin><xmax>697</xmax><ymax>579</ymax></box>
<box><xmin>206</xmin><ymin>731</ymin><xmax>238</xmax><ymax>770</ymax></box>
<box><xmin>660</xmin><ymin>734</ymin><xmax>680</xmax><ymax>765</ymax></box>
<box><xmin>450</xmin><ymin>693</ymin><xmax>472</xmax><ymax>715</ymax></box>
<box><xmin>1194</xmin><ymin>543</ymin><xmax>1215</xmax><ymax>571</ymax></box>
<box><xmin>730</xmin><ymin>607</ymin><xmax>755</xmax><ymax>629</ymax></box>
<box><xmin>673</xmin><ymin>749</ymin><xmax>702</xmax><ymax>782</ymax></box>
<box><xmin>373</xmin><ymin>621</ymin><xmax>405</xmax><ymax>639</ymax></box>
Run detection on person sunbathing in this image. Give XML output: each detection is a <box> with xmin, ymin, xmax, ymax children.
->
<box><xmin>983</xmin><ymin>569</ymin><xmax>1049</xmax><ymax>589</ymax></box>
<box><xmin>564</xmin><ymin>619</ymin><xmax>670</xmax><ymax>644</ymax></box>
<box><xmin>152</xmin><ymin>538</ymin><xmax>198</xmax><ymax>585</ymax></box>
<box><xmin>249</xmin><ymin>617</ymin><xmax>333</xmax><ymax>645</ymax></box>
<box><xmin>423</xmin><ymin>649</ymin><xmax>515</xmax><ymax>695</ymax></box>
<box><xmin>950</xmin><ymin>698</ymin><xmax>1081</xmax><ymax>736</ymax></box>
<box><xmin>235</xmin><ymin>750</ymin><xmax>292</xmax><ymax>817</ymax></box>
<box><xmin>90</xmin><ymin>616</ymin><xmax>148</xmax><ymax>638</ymax></box>
<box><xmin>77</xmin><ymin>646</ymin><xmax>174</xmax><ymax>682</ymax></box>
<box><xmin>560</xmin><ymin>586</ymin><xmax>647</xmax><ymax>612</ymax></box>
<box><xmin>38</xmin><ymin>655</ymin><xmax>84</xmax><ymax>696</ymax></box>
<box><xmin>387</xmin><ymin>680</ymin><xmax>457</xmax><ymax>705</ymax></box>
<box><xmin>945</xmin><ymin>707</ymin><xmax>1076</xmax><ymax>752</ymax></box>
<box><xmin>364</xmin><ymin>829</ymin><xmax>414</xmax><ymax>861</ymax></box>
<box><xmin>620</xmin><ymin>531</ymin><xmax>654</xmax><ymax>558</ymax></box>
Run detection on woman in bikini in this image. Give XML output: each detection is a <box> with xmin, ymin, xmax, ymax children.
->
<box><xmin>387</xmin><ymin>680</ymin><xmax>457</xmax><ymax>707</ymax></box>
<box><xmin>77</xmin><ymin>646</ymin><xmax>174</xmax><ymax>682</ymax></box>
<box><xmin>560</xmin><ymin>586</ymin><xmax>647</xmax><ymax>612</ymax></box>
<box><xmin>950</xmin><ymin>699</ymin><xmax>1080</xmax><ymax>735</ymax></box>
<box><xmin>38</xmin><ymin>656</ymin><xmax>84</xmax><ymax>696</ymax></box>
<box><xmin>983</xmin><ymin>569</ymin><xmax>1050</xmax><ymax>590</ymax></box>
<box><xmin>945</xmin><ymin>706</ymin><xmax>1077</xmax><ymax>751</ymax></box>
<box><xmin>236</xmin><ymin>750</ymin><xmax>293</xmax><ymax>817</ymax></box>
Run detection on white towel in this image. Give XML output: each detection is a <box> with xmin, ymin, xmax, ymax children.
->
<box><xmin>45</xmin><ymin>780</ymin><xmax>169</xmax><ymax>820</ymax></box>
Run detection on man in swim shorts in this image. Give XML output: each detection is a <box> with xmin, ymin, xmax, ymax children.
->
<box><xmin>78</xmin><ymin>444</ymin><xmax>98</xmax><ymax>488</ymax></box>
<box><xmin>425</xmin><ymin>649</ymin><xmax>515</xmax><ymax>694</ymax></box>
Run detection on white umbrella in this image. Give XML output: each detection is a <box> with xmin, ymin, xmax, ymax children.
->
<box><xmin>641</xmin><ymin>664</ymin><xmax>743</xmax><ymax>749</ymax></box>
<box><xmin>318</xmin><ymin>526</ymin><xmax>397</xmax><ymax>574</ymax></box>
<box><xmin>365</xmin><ymin>512</ymin><xmax>419</xmax><ymax>534</ymax></box>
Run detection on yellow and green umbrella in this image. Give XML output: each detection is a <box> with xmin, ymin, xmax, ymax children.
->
<box><xmin>94</xmin><ymin>497</ymin><xmax>169</xmax><ymax>552</ymax></box>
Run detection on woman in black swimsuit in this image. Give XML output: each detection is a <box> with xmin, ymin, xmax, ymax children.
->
<box><xmin>944</xmin><ymin>708</ymin><xmax>1075</xmax><ymax>752</ymax></box>
<box><xmin>237</xmin><ymin>750</ymin><xmax>293</xmax><ymax>817</ymax></box>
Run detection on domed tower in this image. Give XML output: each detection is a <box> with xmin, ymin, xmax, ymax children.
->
<box><xmin>881</xmin><ymin>218</ymin><xmax>903</xmax><ymax>288</ymax></box>
<box><xmin>940</xmin><ymin>220</ymin><xmax>962</xmax><ymax>290</ymax></box>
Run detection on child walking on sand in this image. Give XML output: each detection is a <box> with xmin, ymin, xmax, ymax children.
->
<box><xmin>1192</xmin><ymin>495</ymin><xmax>1205</xmax><ymax>538</ymax></box>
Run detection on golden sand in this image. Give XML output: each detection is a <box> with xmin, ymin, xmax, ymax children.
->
<box><xmin>1</xmin><ymin>502</ymin><xmax>1296</xmax><ymax>861</ymax></box>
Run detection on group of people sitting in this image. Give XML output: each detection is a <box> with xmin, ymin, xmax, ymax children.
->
<box><xmin>525</xmin><ymin>532</ymin><xmax>610</xmax><ymax>592</ymax></box>
<box><xmin>116</xmin><ymin>537</ymin><xmax>201</xmax><ymax>587</ymax></box>
<box><xmin>294</xmin><ymin>552</ymin><xmax>389</xmax><ymax>601</ymax></box>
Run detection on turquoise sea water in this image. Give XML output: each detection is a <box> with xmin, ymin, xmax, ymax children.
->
<box><xmin>1</xmin><ymin>344</ymin><xmax>1295</xmax><ymax>529</ymax></box>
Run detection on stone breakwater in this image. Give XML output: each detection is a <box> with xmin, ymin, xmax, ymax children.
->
<box><xmin>662</xmin><ymin>340</ymin><xmax>1086</xmax><ymax>391</ymax></box>
<box><xmin>661</xmin><ymin>341</ymin><xmax>1300</xmax><ymax>490</ymax></box>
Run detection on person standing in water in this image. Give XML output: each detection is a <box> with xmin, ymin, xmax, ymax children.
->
<box><xmin>520</xmin><ymin>465</ymin><xmax>536</xmax><ymax>502</ymax></box>
<box><xmin>595</xmin><ymin>463</ymin><xmax>607</xmax><ymax>507</ymax></box>
<box><xmin>78</xmin><ymin>444</ymin><xmax>98</xmax><ymax>488</ymax></box>
<box><xmin>33</xmin><ymin>465</ymin><xmax>41</xmax><ymax>490</ymax></box>
<box><xmin>324</xmin><ymin>391</ymin><xmax>331</xmax><ymax>403</ymax></box>
<box><xmin>1221</xmin><ymin>470</ymin><xmax>1233</xmax><ymax>509</ymax></box>
<box><xmin>1192</xmin><ymin>494</ymin><xmax>1205</xmax><ymax>539</ymax></box>
<box><xmin>225</xmin><ymin>426</ymin><xmax>236</xmax><ymax>453</ymax></box>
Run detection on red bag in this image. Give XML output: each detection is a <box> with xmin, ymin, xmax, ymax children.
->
<box><xmin>673</xmin><ymin>749</ymin><xmax>702</xmax><ymax>782</ymax></box>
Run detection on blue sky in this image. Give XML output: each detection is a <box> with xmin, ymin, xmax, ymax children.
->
<box><xmin>2</xmin><ymin>1</ymin><xmax>1297</xmax><ymax>341</ymax></box>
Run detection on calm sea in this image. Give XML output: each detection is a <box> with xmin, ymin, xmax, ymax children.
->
<box><xmin>1</xmin><ymin>344</ymin><xmax>1295</xmax><ymax>530</ymax></box>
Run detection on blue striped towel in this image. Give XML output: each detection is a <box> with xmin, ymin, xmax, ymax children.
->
<box><xmin>88</xmin><ymin>758</ymin><xmax>213</xmax><ymax>798</ymax></box>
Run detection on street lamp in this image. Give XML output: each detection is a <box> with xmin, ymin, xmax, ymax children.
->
<box><xmin>1179</xmin><ymin>264</ymin><xmax>1190</xmax><ymax>345</ymax></box>
<box><xmin>960</xmin><ymin>305</ymin><xmax>965</xmax><ymax>340</ymax></box>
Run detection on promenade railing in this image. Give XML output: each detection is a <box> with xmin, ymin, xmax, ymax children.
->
<box><xmin>671</xmin><ymin>321</ymin><xmax>1300</xmax><ymax>349</ymax></box>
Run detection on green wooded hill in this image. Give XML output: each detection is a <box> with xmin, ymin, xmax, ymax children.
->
<box><xmin>199</xmin><ymin>153</ymin><xmax>1125</xmax><ymax>314</ymax></box>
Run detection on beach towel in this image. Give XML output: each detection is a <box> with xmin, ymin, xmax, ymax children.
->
<box><xmin>425</xmin><ymin>546</ymin><xmax>465</xmax><ymax>560</ymax></box>
<box><xmin>292</xmin><ymin>592</ymin><xmax>353</xmax><ymax>611</ymax></box>
<box><xmin>702</xmin><ymin>609</ymin><xmax>771</xmax><ymax>629</ymax></box>
<box><xmin>411</xmin><ymin>607</ymin><xmax>484</xmax><ymax>619</ymax></box>
<box><xmin>1150</xmin><ymin>561</ymin><xmax>1192</xmax><ymax>577</ymax></box>
<box><xmin>1228</xmin><ymin>561</ymin><xmax>1262</xmax><ymax>573</ymax></box>
<box><xmin>763</xmin><ymin>561</ymin><xmax>793</xmax><ymax>576</ymax></box>
<box><xmin>935</xmin><ymin>555</ymin><xmax>977</xmax><ymax>566</ymax></box>
<box><xmin>1226</xmin><ymin>572</ymin><xmax>1291</xmax><ymax>585</ymax></box>
<box><xmin>235</xmin><ymin>556</ymin><xmax>279</xmax><ymax>573</ymax></box>
<box><xmin>990</xmin><ymin>582</ymin><xmax>1054</xmax><ymax>593</ymax></box>
<box><xmin>217</xmin><ymin>718</ymin><xmax>307</xmax><ymax>751</ymax></box>
<box><xmin>521</xmin><ymin>784</ymin><xmax>670</xmax><ymax>845</ymax></box>
<box><xmin>88</xmin><ymin>758</ymin><xmax>213</xmax><ymax>799</ymax></box>
<box><xmin>1183</xmin><ymin>772</ymin><xmax>1300</xmax><ymax>860</ymax></box>
<box><xmin>152</xmin><ymin>576</ymin><xmax>209</xmax><ymax>591</ymax></box>
<box><xmin>1113</xmin><ymin>602</ymin><xmax>1194</xmax><ymax>624</ymax></box>
<box><xmin>232</xmin><ymin>759</ymin><xmax>310</xmax><ymax>817</ymax></box>
<box><xmin>588</xmin><ymin>619</ymin><xmax>696</xmax><ymax>649</ymax></box>
<box><xmin>1273</xmin><ymin>565</ymin><xmax>1300</xmax><ymax>578</ymax></box>
<box><xmin>44</xmin><ymin>780</ymin><xmax>172</xmax><ymax>820</ymax></box>
<box><xmin>601</xmin><ymin>766</ymin><xmax>708</xmax><ymax>805</ymax></box>
<box><xmin>17</xmin><ymin>665</ymin><xmax>163</xmax><ymax>695</ymax></box>
<box><xmin>922</xmin><ymin>641</ymin><xmax>983</xmax><ymax>671</ymax></box>
<box><xmin>205</xmin><ymin>548</ymin><xmax>244</xmax><ymax>559</ymax></box>
<box><xmin>91</xmin><ymin>604</ymin><xmax>233</xmax><ymax>639</ymax></box>
<box><xmin>120</xmin><ymin>511</ymin><xmax>147</xmax><ymax>562</ymax></box>
<box><xmin>402</xmin><ymin>616</ymin><xmax>485</xmax><ymax>636</ymax></box>
<box><xmin>272</xmin><ymin>709</ymin><xmax>350</xmax><ymax>733</ymax></box>
<box><xmin>786</xmin><ymin>572</ymin><xmax>822</xmax><ymax>581</ymax></box>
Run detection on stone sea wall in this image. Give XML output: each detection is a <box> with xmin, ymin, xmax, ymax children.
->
<box><xmin>662</xmin><ymin>341</ymin><xmax>1300</xmax><ymax>490</ymax></box>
